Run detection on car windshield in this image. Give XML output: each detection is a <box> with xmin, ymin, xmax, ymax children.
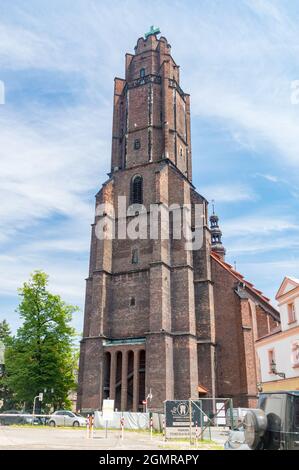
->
<box><xmin>74</xmin><ymin>412</ymin><xmax>83</xmax><ymax>417</ymax></box>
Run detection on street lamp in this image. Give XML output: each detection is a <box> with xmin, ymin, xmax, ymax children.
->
<box><xmin>145</xmin><ymin>389</ymin><xmax>153</xmax><ymax>413</ymax></box>
<box><xmin>32</xmin><ymin>392</ymin><xmax>44</xmax><ymax>421</ymax></box>
<box><xmin>270</xmin><ymin>359</ymin><xmax>286</xmax><ymax>379</ymax></box>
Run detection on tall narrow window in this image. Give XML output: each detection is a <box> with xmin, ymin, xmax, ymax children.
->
<box><xmin>140</xmin><ymin>68</ymin><xmax>145</xmax><ymax>78</ymax></box>
<box><xmin>291</xmin><ymin>341</ymin><xmax>299</xmax><ymax>368</ymax></box>
<box><xmin>288</xmin><ymin>303</ymin><xmax>296</xmax><ymax>324</ymax></box>
<box><xmin>134</xmin><ymin>139</ymin><xmax>141</xmax><ymax>150</ymax></box>
<box><xmin>268</xmin><ymin>349</ymin><xmax>275</xmax><ymax>374</ymax></box>
<box><xmin>131</xmin><ymin>175</ymin><xmax>143</xmax><ymax>204</ymax></box>
<box><xmin>132</xmin><ymin>248</ymin><xmax>139</xmax><ymax>264</ymax></box>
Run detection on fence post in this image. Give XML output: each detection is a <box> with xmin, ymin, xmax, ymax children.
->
<box><xmin>189</xmin><ymin>398</ymin><xmax>192</xmax><ymax>446</ymax></box>
<box><xmin>229</xmin><ymin>398</ymin><xmax>234</xmax><ymax>430</ymax></box>
<box><xmin>199</xmin><ymin>399</ymin><xmax>204</xmax><ymax>441</ymax></box>
<box><xmin>150</xmin><ymin>415</ymin><xmax>153</xmax><ymax>440</ymax></box>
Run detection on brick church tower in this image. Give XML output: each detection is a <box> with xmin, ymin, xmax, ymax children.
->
<box><xmin>77</xmin><ymin>29</ymin><xmax>280</xmax><ymax>412</ymax></box>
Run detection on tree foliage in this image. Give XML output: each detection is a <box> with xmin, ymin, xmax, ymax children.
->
<box><xmin>4</xmin><ymin>271</ymin><xmax>79</xmax><ymax>410</ymax></box>
<box><xmin>0</xmin><ymin>320</ymin><xmax>11</xmax><ymax>344</ymax></box>
<box><xmin>0</xmin><ymin>320</ymin><xmax>15</xmax><ymax>410</ymax></box>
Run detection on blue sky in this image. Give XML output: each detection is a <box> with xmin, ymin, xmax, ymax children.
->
<box><xmin>1</xmin><ymin>0</ymin><xmax>299</xmax><ymax>335</ymax></box>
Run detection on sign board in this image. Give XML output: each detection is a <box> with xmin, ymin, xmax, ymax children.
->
<box><xmin>102</xmin><ymin>399</ymin><xmax>114</xmax><ymax>422</ymax></box>
<box><xmin>164</xmin><ymin>400</ymin><xmax>202</xmax><ymax>438</ymax></box>
<box><xmin>215</xmin><ymin>402</ymin><xmax>226</xmax><ymax>426</ymax></box>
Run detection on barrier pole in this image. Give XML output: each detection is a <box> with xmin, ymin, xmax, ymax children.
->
<box><xmin>86</xmin><ymin>414</ymin><xmax>89</xmax><ymax>439</ymax></box>
<box><xmin>120</xmin><ymin>416</ymin><xmax>124</xmax><ymax>441</ymax></box>
<box><xmin>91</xmin><ymin>414</ymin><xmax>94</xmax><ymax>439</ymax></box>
<box><xmin>88</xmin><ymin>415</ymin><xmax>92</xmax><ymax>439</ymax></box>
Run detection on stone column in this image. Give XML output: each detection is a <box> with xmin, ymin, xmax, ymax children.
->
<box><xmin>121</xmin><ymin>350</ymin><xmax>128</xmax><ymax>411</ymax></box>
<box><xmin>133</xmin><ymin>349</ymin><xmax>140</xmax><ymax>412</ymax></box>
<box><xmin>109</xmin><ymin>350</ymin><xmax>117</xmax><ymax>400</ymax></box>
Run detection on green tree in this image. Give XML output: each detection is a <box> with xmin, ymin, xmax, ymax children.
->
<box><xmin>0</xmin><ymin>319</ymin><xmax>16</xmax><ymax>410</ymax></box>
<box><xmin>5</xmin><ymin>271</ymin><xmax>79</xmax><ymax>411</ymax></box>
<box><xmin>0</xmin><ymin>320</ymin><xmax>11</xmax><ymax>344</ymax></box>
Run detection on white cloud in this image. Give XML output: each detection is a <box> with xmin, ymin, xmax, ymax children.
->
<box><xmin>223</xmin><ymin>214</ymin><xmax>299</xmax><ymax>237</ymax></box>
<box><xmin>228</xmin><ymin>236</ymin><xmax>299</xmax><ymax>255</ymax></box>
<box><xmin>256</xmin><ymin>174</ymin><xmax>279</xmax><ymax>183</ymax></box>
<box><xmin>0</xmin><ymin>105</ymin><xmax>110</xmax><ymax>235</ymax></box>
<box><xmin>200</xmin><ymin>183</ymin><xmax>256</xmax><ymax>203</ymax></box>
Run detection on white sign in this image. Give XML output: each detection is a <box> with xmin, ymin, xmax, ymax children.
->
<box><xmin>215</xmin><ymin>402</ymin><xmax>226</xmax><ymax>426</ymax></box>
<box><xmin>102</xmin><ymin>399</ymin><xmax>114</xmax><ymax>421</ymax></box>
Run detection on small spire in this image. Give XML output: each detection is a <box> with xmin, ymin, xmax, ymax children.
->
<box><xmin>211</xmin><ymin>199</ymin><xmax>215</xmax><ymax>215</ymax></box>
<box><xmin>209</xmin><ymin>201</ymin><xmax>226</xmax><ymax>260</ymax></box>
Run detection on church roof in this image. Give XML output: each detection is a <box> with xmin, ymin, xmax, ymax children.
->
<box><xmin>211</xmin><ymin>251</ymin><xmax>273</xmax><ymax>305</ymax></box>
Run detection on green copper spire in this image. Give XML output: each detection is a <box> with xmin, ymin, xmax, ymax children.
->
<box><xmin>145</xmin><ymin>25</ymin><xmax>161</xmax><ymax>39</ymax></box>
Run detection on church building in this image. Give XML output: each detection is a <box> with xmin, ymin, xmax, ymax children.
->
<box><xmin>77</xmin><ymin>29</ymin><xmax>280</xmax><ymax>412</ymax></box>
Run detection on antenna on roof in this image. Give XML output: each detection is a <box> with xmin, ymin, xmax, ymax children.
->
<box><xmin>234</xmin><ymin>261</ymin><xmax>237</xmax><ymax>271</ymax></box>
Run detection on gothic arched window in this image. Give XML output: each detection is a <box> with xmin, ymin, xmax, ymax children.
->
<box><xmin>140</xmin><ymin>68</ymin><xmax>145</xmax><ymax>78</ymax></box>
<box><xmin>131</xmin><ymin>175</ymin><xmax>143</xmax><ymax>204</ymax></box>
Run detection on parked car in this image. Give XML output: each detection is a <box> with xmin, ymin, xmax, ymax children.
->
<box><xmin>48</xmin><ymin>410</ymin><xmax>86</xmax><ymax>427</ymax></box>
<box><xmin>0</xmin><ymin>410</ymin><xmax>24</xmax><ymax>425</ymax></box>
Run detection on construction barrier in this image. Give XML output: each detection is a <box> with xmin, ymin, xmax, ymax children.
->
<box><xmin>94</xmin><ymin>411</ymin><xmax>149</xmax><ymax>430</ymax></box>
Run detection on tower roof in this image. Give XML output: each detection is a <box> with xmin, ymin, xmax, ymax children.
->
<box><xmin>209</xmin><ymin>203</ymin><xmax>226</xmax><ymax>259</ymax></box>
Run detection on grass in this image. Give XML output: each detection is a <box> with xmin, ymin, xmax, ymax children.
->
<box><xmin>160</xmin><ymin>443</ymin><xmax>223</xmax><ymax>450</ymax></box>
<box><xmin>159</xmin><ymin>439</ymin><xmax>223</xmax><ymax>450</ymax></box>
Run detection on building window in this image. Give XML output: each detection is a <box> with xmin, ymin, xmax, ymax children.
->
<box><xmin>288</xmin><ymin>303</ymin><xmax>296</xmax><ymax>324</ymax></box>
<box><xmin>140</xmin><ymin>68</ymin><xmax>145</xmax><ymax>78</ymax></box>
<box><xmin>268</xmin><ymin>349</ymin><xmax>275</xmax><ymax>374</ymax></box>
<box><xmin>134</xmin><ymin>139</ymin><xmax>141</xmax><ymax>150</ymax></box>
<box><xmin>132</xmin><ymin>248</ymin><xmax>139</xmax><ymax>264</ymax></box>
<box><xmin>131</xmin><ymin>175</ymin><xmax>143</xmax><ymax>204</ymax></box>
<box><xmin>130</xmin><ymin>297</ymin><xmax>136</xmax><ymax>307</ymax></box>
<box><xmin>294</xmin><ymin>397</ymin><xmax>299</xmax><ymax>429</ymax></box>
<box><xmin>291</xmin><ymin>341</ymin><xmax>299</xmax><ymax>368</ymax></box>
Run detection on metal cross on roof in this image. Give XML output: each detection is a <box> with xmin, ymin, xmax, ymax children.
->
<box><xmin>145</xmin><ymin>25</ymin><xmax>161</xmax><ymax>39</ymax></box>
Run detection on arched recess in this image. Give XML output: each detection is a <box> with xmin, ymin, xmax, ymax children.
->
<box><xmin>131</xmin><ymin>175</ymin><xmax>143</xmax><ymax>205</ymax></box>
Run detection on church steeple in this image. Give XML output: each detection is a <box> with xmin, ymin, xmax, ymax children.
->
<box><xmin>210</xmin><ymin>202</ymin><xmax>226</xmax><ymax>260</ymax></box>
<box><xmin>110</xmin><ymin>30</ymin><xmax>192</xmax><ymax>181</ymax></box>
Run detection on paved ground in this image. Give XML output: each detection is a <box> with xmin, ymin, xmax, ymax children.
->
<box><xmin>0</xmin><ymin>426</ymin><xmax>227</xmax><ymax>450</ymax></box>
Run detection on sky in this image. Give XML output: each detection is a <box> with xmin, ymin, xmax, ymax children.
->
<box><xmin>0</xmin><ymin>0</ymin><xmax>299</xmax><ymax>335</ymax></box>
